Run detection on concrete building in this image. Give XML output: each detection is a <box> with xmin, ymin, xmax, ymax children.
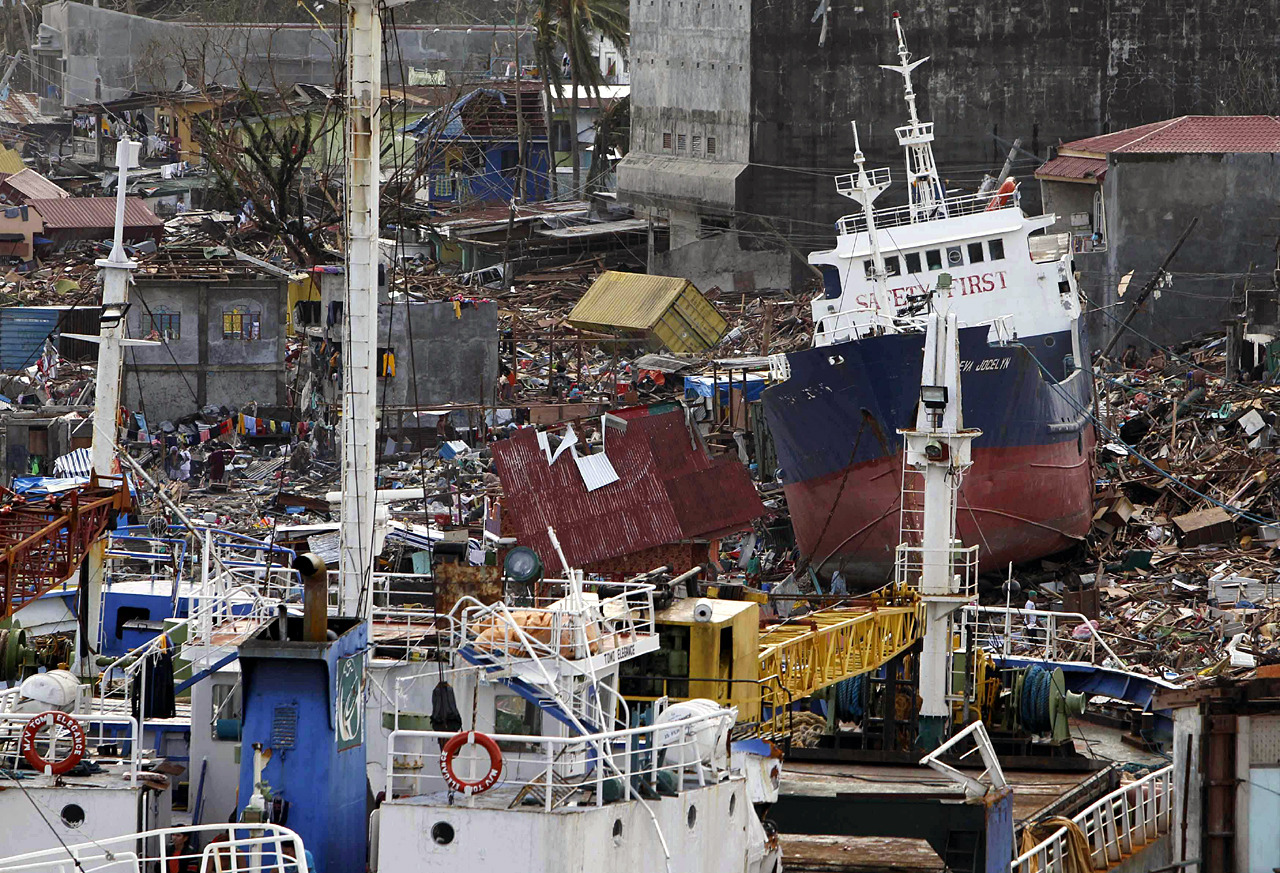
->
<box><xmin>1036</xmin><ymin>116</ymin><xmax>1280</xmax><ymax>353</ymax></box>
<box><xmin>619</xmin><ymin>0</ymin><xmax>1280</xmax><ymax>295</ymax></box>
<box><xmin>123</xmin><ymin>255</ymin><xmax>291</xmax><ymax>423</ymax></box>
<box><xmin>0</xmin><ymin>406</ymin><xmax>93</xmax><ymax>483</ymax></box>
<box><xmin>32</xmin><ymin>2</ymin><xmax>533</xmax><ymax>115</ymax></box>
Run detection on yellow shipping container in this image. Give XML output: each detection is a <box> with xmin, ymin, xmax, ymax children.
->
<box><xmin>568</xmin><ymin>270</ymin><xmax>727</xmax><ymax>354</ymax></box>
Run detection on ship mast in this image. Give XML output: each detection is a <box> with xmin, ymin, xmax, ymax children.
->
<box><xmin>880</xmin><ymin>13</ymin><xmax>946</xmax><ymax>223</ymax></box>
<box><xmin>838</xmin><ymin>122</ymin><xmax>896</xmax><ymax>322</ymax></box>
<box><xmin>338</xmin><ymin>0</ymin><xmax>382</xmax><ymax>616</ymax></box>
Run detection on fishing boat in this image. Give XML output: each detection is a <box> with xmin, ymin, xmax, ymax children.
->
<box><xmin>762</xmin><ymin>14</ymin><xmax>1094</xmax><ymax>583</ymax></box>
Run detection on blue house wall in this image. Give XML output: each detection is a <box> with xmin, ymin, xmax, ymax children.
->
<box><xmin>424</xmin><ymin>139</ymin><xmax>551</xmax><ymax>206</ymax></box>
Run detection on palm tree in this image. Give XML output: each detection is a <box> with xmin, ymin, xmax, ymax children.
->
<box><xmin>532</xmin><ymin>0</ymin><xmax>628</xmax><ymax>198</ymax></box>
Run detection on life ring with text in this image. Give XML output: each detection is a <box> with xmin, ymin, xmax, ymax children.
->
<box><xmin>20</xmin><ymin>711</ymin><xmax>87</xmax><ymax>776</ymax></box>
<box><xmin>439</xmin><ymin>730</ymin><xmax>503</xmax><ymax>795</ymax></box>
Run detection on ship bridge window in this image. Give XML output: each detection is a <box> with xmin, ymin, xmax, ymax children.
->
<box><xmin>967</xmin><ymin>242</ymin><xmax>985</xmax><ymax>263</ymax></box>
<box><xmin>925</xmin><ymin>249</ymin><xmax>943</xmax><ymax>271</ymax></box>
<box><xmin>904</xmin><ymin>252</ymin><xmax>921</xmax><ymax>274</ymax></box>
<box><xmin>988</xmin><ymin>238</ymin><xmax>1005</xmax><ymax>260</ymax></box>
<box><xmin>884</xmin><ymin>255</ymin><xmax>901</xmax><ymax>277</ymax></box>
<box><xmin>946</xmin><ymin>246</ymin><xmax>964</xmax><ymax>267</ymax></box>
<box><xmin>820</xmin><ymin>266</ymin><xmax>841</xmax><ymax>299</ymax></box>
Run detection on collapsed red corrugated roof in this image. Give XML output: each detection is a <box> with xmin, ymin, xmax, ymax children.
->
<box><xmin>1058</xmin><ymin>116</ymin><xmax>1280</xmax><ymax>157</ymax></box>
<box><xmin>1033</xmin><ymin>154</ymin><xmax>1107</xmax><ymax>183</ymax></box>
<box><xmin>2</xmin><ymin>169</ymin><xmax>71</xmax><ymax>202</ymax></box>
<box><xmin>492</xmin><ymin>410</ymin><xmax>766</xmax><ymax>574</ymax></box>
<box><xmin>27</xmin><ymin>197</ymin><xmax>162</xmax><ymax>230</ymax></box>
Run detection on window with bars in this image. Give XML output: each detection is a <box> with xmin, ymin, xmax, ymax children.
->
<box><xmin>662</xmin><ymin>131</ymin><xmax>672</xmax><ymax>150</ymax></box>
<box><xmin>222</xmin><ymin>309</ymin><xmax>261</xmax><ymax>340</ymax></box>
<box><xmin>692</xmin><ymin>134</ymin><xmax>702</xmax><ymax>154</ymax></box>
<box><xmin>433</xmin><ymin>175</ymin><xmax>454</xmax><ymax>197</ymax></box>
<box><xmin>148</xmin><ymin>312</ymin><xmax>180</xmax><ymax>340</ymax></box>
<box><xmin>677</xmin><ymin>133</ymin><xmax>687</xmax><ymax>151</ymax></box>
<box><xmin>706</xmin><ymin>136</ymin><xmax>717</xmax><ymax>155</ymax></box>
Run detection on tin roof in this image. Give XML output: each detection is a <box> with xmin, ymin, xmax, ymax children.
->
<box><xmin>1058</xmin><ymin>116</ymin><xmax>1280</xmax><ymax>157</ymax></box>
<box><xmin>2</xmin><ymin>169</ymin><xmax>71</xmax><ymax>201</ymax></box>
<box><xmin>492</xmin><ymin>410</ymin><xmax>765</xmax><ymax>573</ymax></box>
<box><xmin>1033</xmin><ymin>154</ymin><xmax>1107</xmax><ymax>183</ymax></box>
<box><xmin>28</xmin><ymin>197</ymin><xmax>162</xmax><ymax>230</ymax></box>
<box><xmin>569</xmin><ymin>271</ymin><xmax>695</xmax><ymax>331</ymax></box>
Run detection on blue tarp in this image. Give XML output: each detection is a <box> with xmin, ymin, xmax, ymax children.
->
<box><xmin>684</xmin><ymin>373</ymin><xmax>767</xmax><ymax>402</ymax></box>
<box><xmin>11</xmin><ymin>476</ymin><xmax>90</xmax><ymax>495</ymax></box>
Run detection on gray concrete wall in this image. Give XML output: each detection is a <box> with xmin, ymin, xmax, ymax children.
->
<box><xmin>123</xmin><ymin>276</ymin><xmax>288</xmax><ymax>422</ymax></box>
<box><xmin>375</xmin><ymin>300</ymin><xmax>499</xmax><ymax>408</ymax></box>
<box><xmin>1040</xmin><ymin>179</ymin><xmax>1099</xmax><ymax>237</ymax></box>
<box><xmin>1090</xmin><ymin>152</ymin><xmax>1280</xmax><ymax>354</ymax></box>
<box><xmin>39</xmin><ymin>1</ymin><xmax>533</xmax><ymax>107</ymax></box>
<box><xmin>653</xmin><ymin>231</ymin><xmax>790</xmax><ymax>301</ymax></box>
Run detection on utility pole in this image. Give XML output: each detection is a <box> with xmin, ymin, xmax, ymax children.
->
<box><xmin>339</xmin><ymin>0</ymin><xmax>382</xmax><ymax>616</ymax></box>
<box><xmin>1100</xmin><ymin>216</ymin><xmax>1199</xmax><ymax>359</ymax></box>
<box><xmin>77</xmin><ymin>137</ymin><xmax>139</xmax><ymax>676</ymax></box>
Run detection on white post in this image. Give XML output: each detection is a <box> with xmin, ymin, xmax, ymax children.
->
<box><xmin>76</xmin><ymin>137</ymin><xmax>138</xmax><ymax>677</ymax></box>
<box><xmin>338</xmin><ymin>0</ymin><xmax>382</xmax><ymax>616</ymax></box>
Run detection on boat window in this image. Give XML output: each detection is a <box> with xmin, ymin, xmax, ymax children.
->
<box><xmin>820</xmin><ymin>265</ymin><xmax>841</xmax><ymax>299</ymax></box>
<box><xmin>946</xmin><ymin>246</ymin><xmax>964</xmax><ymax>267</ymax></box>
<box><xmin>863</xmin><ymin>259</ymin><xmax>874</xmax><ymax>278</ymax></box>
<box><xmin>925</xmin><ymin>249</ymin><xmax>942</xmax><ymax>271</ymax></box>
<box><xmin>904</xmin><ymin>252</ymin><xmax>921</xmax><ymax>273</ymax></box>
<box><xmin>967</xmin><ymin>242</ymin><xmax>985</xmax><ymax>263</ymax></box>
<box><xmin>884</xmin><ymin>256</ymin><xmax>901</xmax><ymax>276</ymax></box>
<box><xmin>988</xmin><ymin>238</ymin><xmax>1005</xmax><ymax>260</ymax></box>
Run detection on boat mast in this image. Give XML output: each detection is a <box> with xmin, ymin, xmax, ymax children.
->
<box><xmin>338</xmin><ymin>0</ymin><xmax>382</xmax><ymax>616</ymax></box>
<box><xmin>75</xmin><ymin>137</ymin><xmax>139</xmax><ymax>677</ymax></box>
<box><xmin>880</xmin><ymin>13</ymin><xmax>945</xmax><ymax>223</ymax></box>
<box><xmin>840</xmin><ymin>122</ymin><xmax>896</xmax><ymax>323</ymax></box>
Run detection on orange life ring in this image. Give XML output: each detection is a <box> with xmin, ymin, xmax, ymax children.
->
<box><xmin>20</xmin><ymin>711</ymin><xmax>87</xmax><ymax>776</ymax></box>
<box><xmin>439</xmin><ymin>730</ymin><xmax>503</xmax><ymax>795</ymax></box>
<box><xmin>986</xmin><ymin>178</ymin><xmax>1016</xmax><ymax>211</ymax></box>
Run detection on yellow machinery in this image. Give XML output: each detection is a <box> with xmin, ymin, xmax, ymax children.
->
<box><xmin>622</xmin><ymin>586</ymin><xmax>925</xmax><ymax>730</ymax></box>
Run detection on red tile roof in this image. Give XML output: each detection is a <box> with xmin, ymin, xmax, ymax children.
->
<box><xmin>492</xmin><ymin>410</ymin><xmax>765</xmax><ymax>574</ymax></box>
<box><xmin>27</xmin><ymin>197</ymin><xmax>162</xmax><ymax>230</ymax></box>
<box><xmin>1058</xmin><ymin>116</ymin><xmax>1280</xmax><ymax>157</ymax></box>
<box><xmin>1034</xmin><ymin>154</ymin><xmax>1107</xmax><ymax>183</ymax></box>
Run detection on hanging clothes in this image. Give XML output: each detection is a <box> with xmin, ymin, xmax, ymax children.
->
<box><xmin>131</xmin><ymin>649</ymin><xmax>176</xmax><ymax>720</ymax></box>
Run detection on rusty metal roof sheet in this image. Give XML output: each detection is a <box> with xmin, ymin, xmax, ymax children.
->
<box><xmin>1034</xmin><ymin>155</ymin><xmax>1107</xmax><ymax>182</ymax></box>
<box><xmin>569</xmin><ymin>271</ymin><xmax>694</xmax><ymax>332</ymax></box>
<box><xmin>1060</xmin><ymin>116</ymin><xmax>1280</xmax><ymax>156</ymax></box>
<box><xmin>492</xmin><ymin>410</ymin><xmax>765</xmax><ymax>573</ymax></box>
<box><xmin>2</xmin><ymin>169</ymin><xmax>70</xmax><ymax>201</ymax></box>
<box><xmin>28</xmin><ymin>197</ymin><xmax>162</xmax><ymax>230</ymax></box>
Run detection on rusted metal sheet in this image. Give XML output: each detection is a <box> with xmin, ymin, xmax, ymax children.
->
<box><xmin>492</xmin><ymin>410</ymin><xmax>765</xmax><ymax>574</ymax></box>
<box><xmin>433</xmin><ymin>563</ymin><xmax>502</xmax><ymax>617</ymax></box>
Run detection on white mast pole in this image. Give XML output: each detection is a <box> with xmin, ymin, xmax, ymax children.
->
<box><xmin>880</xmin><ymin>13</ymin><xmax>945</xmax><ymax>222</ymax></box>
<box><xmin>339</xmin><ymin>0</ymin><xmax>382</xmax><ymax>616</ymax></box>
<box><xmin>77</xmin><ymin>137</ymin><xmax>138</xmax><ymax>676</ymax></box>
<box><xmin>851</xmin><ymin>122</ymin><xmax>895</xmax><ymax>322</ymax></box>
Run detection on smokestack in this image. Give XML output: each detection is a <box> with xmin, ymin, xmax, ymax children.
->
<box><xmin>292</xmin><ymin>552</ymin><xmax>329</xmax><ymax>643</ymax></box>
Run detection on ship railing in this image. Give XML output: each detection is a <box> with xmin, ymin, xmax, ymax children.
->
<box><xmin>326</xmin><ymin>571</ymin><xmax>436</xmax><ymax>617</ymax></box>
<box><xmin>835</xmin><ymin>166</ymin><xmax>892</xmax><ymax>199</ymax></box>
<box><xmin>958</xmin><ymin>605</ymin><xmax>1129</xmax><ymax>670</ymax></box>
<box><xmin>385</xmin><ymin>706</ymin><xmax>738</xmax><ymax>811</ymax></box>
<box><xmin>1011</xmin><ymin>764</ymin><xmax>1173</xmax><ymax>873</ymax></box>
<box><xmin>837</xmin><ymin>188</ymin><xmax>1017</xmax><ymax>236</ymax></box>
<box><xmin>815</xmin><ymin>307</ymin><xmax>930</xmax><ymax>345</ymax></box>
<box><xmin>893</xmin><ymin>543</ymin><xmax>979</xmax><ymax>598</ymax></box>
<box><xmin>0</xmin><ymin>710</ymin><xmax>142</xmax><ymax>780</ymax></box>
<box><xmin>623</xmin><ymin>674</ymin><xmax>793</xmax><ymax>742</ymax></box>
<box><xmin>456</xmin><ymin>580</ymin><xmax>657</xmax><ymax>666</ymax></box>
<box><xmin>0</xmin><ymin>822</ymin><xmax>307</xmax><ymax>873</ymax></box>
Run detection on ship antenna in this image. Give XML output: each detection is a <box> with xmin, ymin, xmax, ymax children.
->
<box><xmin>880</xmin><ymin>12</ymin><xmax>946</xmax><ymax>223</ymax></box>
<box><xmin>849</xmin><ymin>121</ymin><xmax>896</xmax><ymax>322</ymax></box>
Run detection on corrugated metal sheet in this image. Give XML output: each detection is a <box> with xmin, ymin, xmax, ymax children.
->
<box><xmin>2</xmin><ymin>169</ymin><xmax>70</xmax><ymax>201</ymax></box>
<box><xmin>569</xmin><ymin>271</ymin><xmax>728</xmax><ymax>353</ymax></box>
<box><xmin>27</xmin><ymin>197</ymin><xmax>162</xmax><ymax>231</ymax></box>
<box><xmin>492</xmin><ymin>410</ymin><xmax>765</xmax><ymax>573</ymax></box>
<box><xmin>1034</xmin><ymin>155</ymin><xmax>1107</xmax><ymax>182</ymax></box>
<box><xmin>0</xmin><ymin>307</ymin><xmax>60</xmax><ymax>371</ymax></box>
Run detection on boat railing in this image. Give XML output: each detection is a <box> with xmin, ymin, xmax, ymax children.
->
<box><xmin>385</xmin><ymin>706</ymin><xmax>738</xmax><ymax>811</ymax></box>
<box><xmin>835</xmin><ymin>166</ymin><xmax>892</xmax><ymax>198</ymax></box>
<box><xmin>0</xmin><ymin>710</ymin><xmax>142</xmax><ymax>780</ymax></box>
<box><xmin>837</xmin><ymin>188</ymin><xmax>1017</xmax><ymax>236</ymax></box>
<box><xmin>958</xmin><ymin>605</ymin><xmax>1129</xmax><ymax>670</ymax></box>
<box><xmin>457</xmin><ymin>581</ymin><xmax>657</xmax><ymax>666</ymax></box>
<box><xmin>0</xmin><ymin>822</ymin><xmax>307</xmax><ymax>873</ymax></box>
<box><xmin>1011</xmin><ymin>764</ymin><xmax>1174</xmax><ymax>873</ymax></box>
<box><xmin>893</xmin><ymin>543</ymin><xmax>979</xmax><ymax>599</ymax></box>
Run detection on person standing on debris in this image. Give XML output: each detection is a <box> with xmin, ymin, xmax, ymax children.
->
<box><xmin>178</xmin><ymin>448</ymin><xmax>191</xmax><ymax>482</ymax></box>
<box><xmin>1023</xmin><ymin>592</ymin><xmax>1041</xmax><ymax>643</ymax></box>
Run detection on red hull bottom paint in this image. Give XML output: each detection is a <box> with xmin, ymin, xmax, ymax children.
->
<box><xmin>785</xmin><ymin>435</ymin><xmax>1096</xmax><ymax>582</ymax></box>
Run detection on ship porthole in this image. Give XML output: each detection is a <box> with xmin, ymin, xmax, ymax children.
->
<box><xmin>729</xmin><ymin>794</ymin><xmax>737</xmax><ymax>817</ymax></box>
<box><xmin>60</xmin><ymin>804</ymin><xmax>85</xmax><ymax>828</ymax></box>
<box><xmin>612</xmin><ymin>818</ymin><xmax>624</xmax><ymax>843</ymax></box>
<box><xmin>687</xmin><ymin>805</ymin><xmax>697</xmax><ymax>829</ymax></box>
<box><xmin>431</xmin><ymin>822</ymin><xmax>455</xmax><ymax>845</ymax></box>
<box><xmin>1044</xmin><ymin>335</ymin><xmax>1056</xmax><ymax>347</ymax></box>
